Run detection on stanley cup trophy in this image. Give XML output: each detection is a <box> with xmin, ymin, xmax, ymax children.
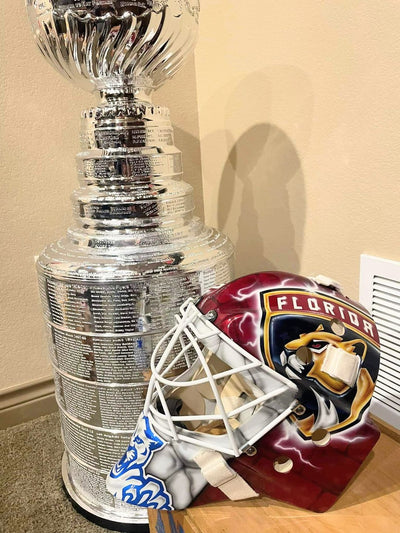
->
<box><xmin>26</xmin><ymin>1</ymin><xmax>234</xmax><ymax>529</ymax></box>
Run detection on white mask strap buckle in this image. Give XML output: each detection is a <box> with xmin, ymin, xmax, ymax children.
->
<box><xmin>194</xmin><ymin>450</ymin><xmax>258</xmax><ymax>501</ymax></box>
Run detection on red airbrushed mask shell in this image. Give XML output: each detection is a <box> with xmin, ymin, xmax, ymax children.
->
<box><xmin>194</xmin><ymin>271</ymin><xmax>380</xmax><ymax>512</ymax></box>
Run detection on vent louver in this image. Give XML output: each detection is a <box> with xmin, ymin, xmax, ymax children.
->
<box><xmin>360</xmin><ymin>255</ymin><xmax>400</xmax><ymax>430</ymax></box>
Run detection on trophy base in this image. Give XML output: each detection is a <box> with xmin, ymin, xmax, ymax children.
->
<box><xmin>62</xmin><ymin>454</ymin><xmax>149</xmax><ymax>532</ymax></box>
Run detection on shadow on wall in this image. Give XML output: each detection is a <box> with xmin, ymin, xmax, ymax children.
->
<box><xmin>218</xmin><ymin>123</ymin><xmax>305</xmax><ymax>276</ymax></box>
<box><xmin>174</xmin><ymin>124</ymin><xmax>204</xmax><ymax>218</ymax></box>
<box><xmin>204</xmin><ymin>65</ymin><xmax>313</xmax><ymax>276</ymax></box>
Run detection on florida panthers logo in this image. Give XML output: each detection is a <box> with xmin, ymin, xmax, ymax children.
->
<box><xmin>106</xmin><ymin>415</ymin><xmax>173</xmax><ymax>510</ymax></box>
<box><xmin>260</xmin><ymin>290</ymin><xmax>380</xmax><ymax>439</ymax></box>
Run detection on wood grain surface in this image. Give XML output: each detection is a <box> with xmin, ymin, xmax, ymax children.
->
<box><xmin>149</xmin><ymin>432</ymin><xmax>400</xmax><ymax>533</ymax></box>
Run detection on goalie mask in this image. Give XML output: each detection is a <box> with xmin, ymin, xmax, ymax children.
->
<box><xmin>107</xmin><ymin>272</ymin><xmax>380</xmax><ymax>512</ymax></box>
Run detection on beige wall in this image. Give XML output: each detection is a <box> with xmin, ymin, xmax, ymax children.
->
<box><xmin>0</xmin><ymin>2</ymin><xmax>202</xmax><ymax>391</ymax></box>
<box><xmin>2</xmin><ymin>2</ymin><xmax>400</xmax><ymax>393</ymax></box>
<box><xmin>195</xmin><ymin>1</ymin><xmax>400</xmax><ymax>296</ymax></box>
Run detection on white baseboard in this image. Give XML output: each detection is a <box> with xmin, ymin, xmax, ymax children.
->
<box><xmin>0</xmin><ymin>377</ymin><xmax>57</xmax><ymax>429</ymax></box>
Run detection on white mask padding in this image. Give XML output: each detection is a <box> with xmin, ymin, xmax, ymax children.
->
<box><xmin>193</xmin><ymin>449</ymin><xmax>259</xmax><ymax>501</ymax></box>
<box><xmin>321</xmin><ymin>344</ymin><xmax>361</xmax><ymax>387</ymax></box>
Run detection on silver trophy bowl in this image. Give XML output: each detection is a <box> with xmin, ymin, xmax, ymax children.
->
<box><xmin>26</xmin><ymin>0</ymin><xmax>233</xmax><ymax>529</ymax></box>
<box><xmin>26</xmin><ymin>0</ymin><xmax>200</xmax><ymax>92</ymax></box>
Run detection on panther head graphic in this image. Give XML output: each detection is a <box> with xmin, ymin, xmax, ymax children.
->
<box><xmin>281</xmin><ymin>323</ymin><xmax>375</xmax><ymax>437</ymax></box>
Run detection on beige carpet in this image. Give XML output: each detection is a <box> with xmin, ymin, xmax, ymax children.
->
<box><xmin>0</xmin><ymin>413</ymin><xmax>108</xmax><ymax>533</ymax></box>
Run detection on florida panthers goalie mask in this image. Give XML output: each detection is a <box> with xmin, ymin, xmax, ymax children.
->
<box><xmin>107</xmin><ymin>272</ymin><xmax>380</xmax><ymax>513</ymax></box>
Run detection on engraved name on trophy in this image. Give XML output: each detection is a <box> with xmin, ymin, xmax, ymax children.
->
<box><xmin>26</xmin><ymin>0</ymin><xmax>234</xmax><ymax>528</ymax></box>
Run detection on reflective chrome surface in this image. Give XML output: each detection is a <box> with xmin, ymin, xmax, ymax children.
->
<box><xmin>26</xmin><ymin>0</ymin><xmax>200</xmax><ymax>92</ymax></box>
<box><xmin>27</xmin><ymin>0</ymin><xmax>233</xmax><ymax>526</ymax></box>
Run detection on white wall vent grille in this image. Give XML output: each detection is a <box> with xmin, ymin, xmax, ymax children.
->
<box><xmin>360</xmin><ymin>254</ymin><xmax>400</xmax><ymax>430</ymax></box>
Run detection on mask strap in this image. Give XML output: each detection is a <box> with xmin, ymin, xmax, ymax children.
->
<box><xmin>193</xmin><ymin>450</ymin><xmax>258</xmax><ymax>501</ymax></box>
